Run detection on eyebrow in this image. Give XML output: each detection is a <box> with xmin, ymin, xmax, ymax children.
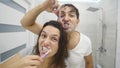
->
<box><xmin>42</xmin><ymin>31</ymin><xmax>59</xmax><ymax>37</ymax></box>
<box><xmin>61</xmin><ymin>10</ymin><xmax>76</xmax><ymax>14</ymax></box>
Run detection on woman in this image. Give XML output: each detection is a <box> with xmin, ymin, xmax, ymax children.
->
<box><xmin>33</xmin><ymin>20</ymin><xmax>68</xmax><ymax>68</ymax></box>
<box><xmin>1</xmin><ymin>20</ymin><xmax>68</xmax><ymax>68</ymax></box>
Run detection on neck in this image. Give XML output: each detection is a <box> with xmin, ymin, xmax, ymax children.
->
<box><xmin>67</xmin><ymin>31</ymin><xmax>80</xmax><ymax>50</ymax></box>
<box><xmin>67</xmin><ymin>31</ymin><xmax>78</xmax><ymax>39</ymax></box>
<box><xmin>40</xmin><ymin>57</ymin><xmax>53</xmax><ymax>68</ymax></box>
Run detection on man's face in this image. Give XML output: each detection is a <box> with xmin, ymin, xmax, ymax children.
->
<box><xmin>58</xmin><ymin>6</ymin><xmax>79</xmax><ymax>33</ymax></box>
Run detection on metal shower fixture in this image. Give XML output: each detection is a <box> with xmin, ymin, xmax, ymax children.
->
<box><xmin>87</xmin><ymin>7</ymin><xmax>100</xmax><ymax>12</ymax></box>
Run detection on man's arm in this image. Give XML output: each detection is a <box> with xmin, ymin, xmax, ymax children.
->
<box><xmin>21</xmin><ymin>0</ymin><xmax>58</xmax><ymax>35</ymax></box>
<box><xmin>84</xmin><ymin>53</ymin><xmax>94</xmax><ymax>68</ymax></box>
<box><xmin>21</xmin><ymin>4</ymin><xmax>44</xmax><ymax>35</ymax></box>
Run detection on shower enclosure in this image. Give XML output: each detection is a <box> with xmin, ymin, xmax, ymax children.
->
<box><xmin>87</xmin><ymin>7</ymin><xmax>107</xmax><ymax>68</ymax></box>
<box><xmin>84</xmin><ymin>1</ymin><xmax>117</xmax><ymax>68</ymax></box>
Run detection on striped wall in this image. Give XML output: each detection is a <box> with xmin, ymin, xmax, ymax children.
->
<box><xmin>0</xmin><ymin>24</ymin><xmax>25</xmax><ymax>33</ymax></box>
<box><xmin>0</xmin><ymin>0</ymin><xmax>28</xmax><ymax>63</ymax></box>
<box><xmin>0</xmin><ymin>0</ymin><xmax>26</xmax><ymax>13</ymax></box>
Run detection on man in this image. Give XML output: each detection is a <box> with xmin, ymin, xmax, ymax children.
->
<box><xmin>21</xmin><ymin>0</ymin><xmax>93</xmax><ymax>68</ymax></box>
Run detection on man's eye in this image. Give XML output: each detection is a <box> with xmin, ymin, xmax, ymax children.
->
<box><xmin>60</xmin><ymin>15</ymin><xmax>64</xmax><ymax>17</ymax></box>
<box><xmin>60</xmin><ymin>13</ymin><xmax>65</xmax><ymax>17</ymax></box>
<box><xmin>70</xmin><ymin>15</ymin><xmax>75</xmax><ymax>17</ymax></box>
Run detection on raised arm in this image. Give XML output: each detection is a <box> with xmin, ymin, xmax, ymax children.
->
<box><xmin>21</xmin><ymin>0</ymin><xmax>59</xmax><ymax>35</ymax></box>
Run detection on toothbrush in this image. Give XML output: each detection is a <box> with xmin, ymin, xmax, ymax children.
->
<box><xmin>51</xmin><ymin>0</ymin><xmax>57</xmax><ymax>10</ymax></box>
<box><xmin>41</xmin><ymin>49</ymin><xmax>51</xmax><ymax>58</ymax></box>
<box><xmin>51</xmin><ymin>0</ymin><xmax>61</xmax><ymax>20</ymax></box>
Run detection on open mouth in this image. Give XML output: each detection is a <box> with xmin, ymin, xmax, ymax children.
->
<box><xmin>39</xmin><ymin>46</ymin><xmax>48</xmax><ymax>52</ymax></box>
<box><xmin>63</xmin><ymin>23</ymin><xmax>69</xmax><ymax>30</ymax></box>
<box><xmin>39</xmin><ymin>46</ymin><xmax>52</xmax><ymax>58</ymax></box>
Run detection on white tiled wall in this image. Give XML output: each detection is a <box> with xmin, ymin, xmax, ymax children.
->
<box><xmin>116</xmin><ymin>0</ymin><xmax>120</xmax><ymax>68</ymax></box>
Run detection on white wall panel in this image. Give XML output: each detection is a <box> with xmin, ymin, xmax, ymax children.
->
<box><xmin>116</xmin><ymin>0</ymin><xmax>120</xmax><ymax>68</ymax></box>
<box><xmin>0</xmin><ymin>0</ymin><xmax>28</xmax><ymax>63</ymax></box>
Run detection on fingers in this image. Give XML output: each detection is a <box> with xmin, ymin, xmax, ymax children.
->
<box><xmin>52</xmin><ymin>0</ymin><xmax>59</xmax><ymax>11</ymax></box>
<box><xmin>29</xmin><ymin>59</ymin><xmax>41</xmax><ymax>66</ymax></box>
<box><xmin>21</xmin><ymin>55</ymin><xmax>44</xmax><ymax>67</ymax></box>
<box><xmin>24</xmin><ymin>65</ymin><xmax>38</xmax><ymax>68</ymax></box>
<box><xmin>30</xmin><ymin>55</ymin><xmax>43</xmax><ymax>62</ymax></box>
<box><xmin>43</xmin><ymin>0</ymin><xmax>59</xmax><ymax>12</ymax></box>
<box><xmin>28</xmin><ymin>55</ymin><xmax>44</xmax><ymax>65</ymax></box>
<box><xmin>48</xmin><ymin>0</ymin><xmax>60</xmax><ymax>16</ymax></box>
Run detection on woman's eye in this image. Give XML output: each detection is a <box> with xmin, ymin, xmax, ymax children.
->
<box><xmin>52</xmin><ymin>37</ymin><xmax>58</xmax><ymax>42</ymax></box>
<box><xmin>41</xmin><ymin>34</ymin><xmax>46</xmax><ymax>38</ymax></box>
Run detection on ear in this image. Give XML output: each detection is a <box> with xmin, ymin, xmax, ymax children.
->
<box><xmin>75</xmin><ymin>19</ymin><xmax>80</xmax><ymax>28</ymax></box>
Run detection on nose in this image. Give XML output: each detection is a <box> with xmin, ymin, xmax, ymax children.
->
<box><xmin>43</xmin><ymin>37</ymin><xmax>50</xmax><ymax>47</ymax></box>
<box><xmin>63</xmin><ymin>15</ymin><xmax>70</xmax><ymax>23</ymax></box>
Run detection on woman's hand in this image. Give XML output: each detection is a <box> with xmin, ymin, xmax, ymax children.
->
<box><xmin>18</xmin><ymin>55</ymin><xmax>43</xmax><ymax>68</ymax></box>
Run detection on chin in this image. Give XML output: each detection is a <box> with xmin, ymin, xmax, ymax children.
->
<box><xmin>65</xmin><ymin>30</ymin><xmax>71</xmax><ymax>33</ymax></box>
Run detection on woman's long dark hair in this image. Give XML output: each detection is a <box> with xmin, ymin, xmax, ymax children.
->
<box><xmin>33</xmin><ymin>20</ymin><xmax>68</xmax><ymax>68</ymax></box>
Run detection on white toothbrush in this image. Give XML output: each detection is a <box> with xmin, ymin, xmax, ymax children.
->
<box><xmin>41</xmin><ymin>49</ymin><xmax>51</xmax><ymax>58</ymax></box>
<box><xmin>51</xmin><ymin>0</ymin><xmax>57</xmax><ymax>10</ymax></box>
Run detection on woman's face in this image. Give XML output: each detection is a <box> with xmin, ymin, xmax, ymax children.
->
<box><xmin>38</xmin><ymin>26</ymin><xmax>60</xmax><ymax>58</ymax></box>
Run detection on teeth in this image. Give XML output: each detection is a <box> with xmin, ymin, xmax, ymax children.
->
<box><xmin>39</xmin><ymin>46</ymin><xmax>50</xmax><ymax>52</ymax></box>
<box><xmin>43</xmin><ymin>47</ymin><xmax>48</xmax><ymax>51</ymax></box>
<box><xmin>39</xmin><ymin>46</ymin><xmax>52</xmax><ymax>58</ymax></box>
<box><xmin>41</xmin><ymin>49</ymin><xmax>52</xmax><ymax>58</ymax></box>
<box><xmin>64</xmin><ymin>23</ymin><xmax>69</xmax><ymax>28</ymax></box>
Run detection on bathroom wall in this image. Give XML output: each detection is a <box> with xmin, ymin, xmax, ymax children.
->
<box><xmin>116</xmin><ymin>0</ymin><xmax>120</xmax><ymax>68</ymax></box>
<box><xmin>0</xmin><ymin>0</ymin><xmax>28</xmax><ymax>63</ymax></box>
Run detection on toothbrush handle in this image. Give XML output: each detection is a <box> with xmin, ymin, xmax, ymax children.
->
<box><xmin>41</xmin><ymin>54</ymin><xmax>47</xmax><ymax>58</ymax></box>
<box><xmin>41</xmin><ymin>50</ymin><xmax>49</xmax><ymax>58</ymax></box>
